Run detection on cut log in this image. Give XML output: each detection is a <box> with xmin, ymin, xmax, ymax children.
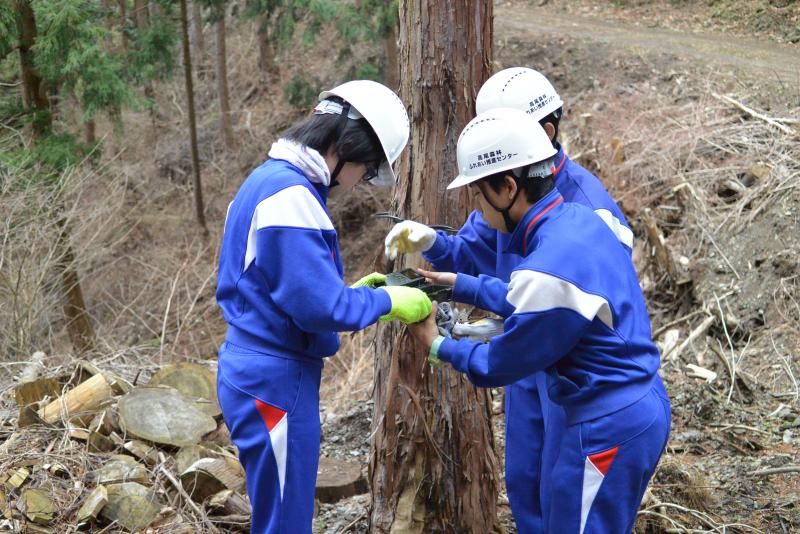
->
<box><xmin>149</xmin><ymin>363</ymin><xmax>220</xmax><ymax>417</ymax></box>
<box><xmin>38</xmin><ymin>374</ymin><xmax>114</xmax><ymax>424</ymax></box>
<box><xmin>315</xmin><ymin>457</ymin><xmax>366</xmax><ymax>503</ymax></box>
<box><xmin>91</xmin><ymin>457</ymin><xmax>149</xmax><ymax>485</ymax></box>
<box><xmin>101</xmin><ymin>482</ymin><xmax>162</xmax><ymax>532</ymax></box>
<box><xmin>123</xmin><ymin>440</ymin><xmax>158</xmax><ymax>466</ymax></box>
<box><xmin>208</xmin><ymin>489</ymin><xmax>251</xmax><ymax>516</ymax></box>
<box><xmin>180</xmin><ymin>457</ymin><xmax>245</xmax><ymax>502</ymax></box>
<box><xmin>117</xmin><ymin>387</ymin><xmax>217</xmax><ymax>447</ymax></box>
<box><xmin>17</xmin><ymin>489</ymin><xmax>56</xmax><ymax>524</ymax></box>
<box><xmin>14</xmin><ymin>378</ymin><xmax>60</xmax><ymax>408</ymax></box>
<box><xmin>76</xmin><ymin>484</ymin><xmax>107</xmax><ymax>526</ymax></box>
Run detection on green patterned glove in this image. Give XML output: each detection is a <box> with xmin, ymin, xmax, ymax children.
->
<box><xmin>350</xmin><ymin>272</ymin><xmax>387</xmax><ymax>289</ymax></box>
<box><xmin>379</xmin><ymin>286</ymin><xmax>433</xmax><ymax>324</ymax></box>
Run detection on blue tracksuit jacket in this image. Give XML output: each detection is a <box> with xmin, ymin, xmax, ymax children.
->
<box><xmin>439</xmin><ymin>187</ymin><xmax>660</xmax><ymax>423</ymax></box>
<box><xmin>217</xmin><ymin>159</ymin><xmax>391</xmax><ymax>360</ymax></box>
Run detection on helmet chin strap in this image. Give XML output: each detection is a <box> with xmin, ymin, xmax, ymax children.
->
<box><xmin>479</xmin><ymin>164</ymin><xmax>532</xmax><ymax>233</ymax></box>
<box><xmin>329</xmin><ymin>103</ymin><xmax>352</xmax><ymax>188</ymax></box>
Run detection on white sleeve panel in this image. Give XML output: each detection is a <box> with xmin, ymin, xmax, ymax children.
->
<box><xmin>507</xmin><ymin>270</ymin><xmax>614</xmax><ymax>329</ymax></box>
<box><xmin>594</xmin><ymin>208</ymin><xmax>634</xmax><ymax>250</ymax></box>
<box><xmin>244</xmin><ymin>185</ymin><xmax>334</xmax><ymax>272</ymax></box>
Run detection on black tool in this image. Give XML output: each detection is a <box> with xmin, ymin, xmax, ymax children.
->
<box><xmin>378</xmin><ymin>268</ymin><xmax>453</xmax><ymax>302</ymax></box>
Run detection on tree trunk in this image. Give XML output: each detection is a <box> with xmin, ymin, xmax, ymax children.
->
<box><xmin>179</xmin><ymin>0</ymin><xmax>207</xmax><ymax>234</ymax></box>
<box><xmin>215</xmin><ymin>6</ymin><xmax>234</xmax><ymax>149</ymax></box>
<box><xmin>117</xmin><ymin>0</ymin><xmax>128</xmax><ymax>53</ymax></box>
<box><xmin>189</xmin><ymin>1</ymin><xmax>205</xmax><ymax>64</ymax></box>
<box><xmin>368</xmin><ymin>2</ymin><xmax>497</xmax><ymax>533</ymax></box>
<box><xmin>15</xmin><ymin>0</ymin><xmax>50</xmax><ymax>137</ymax></box>
<box><xmin>383</xmin><ymin>14</ymin><xmax>399</xmax><ymax>90</ymax></box>
<box><xmin>56</xmin><ymin>218</ymin><xmax>96</xmax><ymax>354</ymax></box>
<box><xmin>257</xmin><ymin>15</ymin><xmax>277</xmax><ymax>83</ymax></box>
<box><xmin>133</xmin><ymin>0</ymin><xmax>148</xmax><ymax>29</ymax></box>
<box><xmin>85</xmin><ymin>118</ymin><xmax>96</xmax><ymax>145</ymax></box>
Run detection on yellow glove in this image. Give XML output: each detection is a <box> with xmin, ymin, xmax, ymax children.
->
<box><xmin>379</xmin><ymin>286</ymin><xmax>433</xmax><ymax>324</ymax></box>
<box><xmin>350</xmin><ymin>272</ymin><xmax>387</xmax><ymax>289</ymax></box>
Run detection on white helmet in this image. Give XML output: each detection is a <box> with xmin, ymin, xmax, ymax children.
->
<box><xmin>476</xmin><ymin>67</ymin><xmax>563</xmax><ymax>122</ymax></box>
<box><xmin>448</xmin><ymin>108</ymin><xmax>557</xmax><ymax>190</ymax></box>
<box><xmin>318</xmin><ymin>80</ymin><xmax>410</xmax><ymax>186</ymax></box>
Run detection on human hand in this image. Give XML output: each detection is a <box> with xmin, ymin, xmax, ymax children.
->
<box><xmin>349</xmin><ymin>272</ymin><xmax>387</xmax><ymax>289</ymax></box>
<box><xmin>416</xmin><ymin>268</ymin><xmax>456</xmax><ymax>287</ymax></box>
<box><xmin>384</xmin><ymin>221</ymin><xmax>437</xmax><ymax>260</ymax></box>
<box><xmin>407</xmin><ymin>301</ymin><xmax>440</xmax><ymax>349</ymax></box>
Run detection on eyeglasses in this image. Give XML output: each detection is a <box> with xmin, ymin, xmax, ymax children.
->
<box><xmin>361</xmin><ymin>162</ymin><xmax>380</xmax><ymax>183</ymax></box>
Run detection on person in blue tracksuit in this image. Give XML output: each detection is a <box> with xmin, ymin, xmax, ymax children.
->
<box><xmin>408</xmin><ymin>107</ymin><xmax>671</xmax><ymax>533</ymax></box>
<box><xmin>215</xmin><ymin>80</ymin><xmax>433</xmax><ymax>534</ymax></box>
<box><xmin>384</xmin><ymin>68</ymin><xmax>635</xmax><ymax>533</ymax></box>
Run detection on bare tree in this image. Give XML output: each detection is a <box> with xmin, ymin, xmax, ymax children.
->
<box><xmin>369</xmin><ymin>1</ymin><xmax>498</xmax><ymax>532</ymax></box>
<box><xmin>215</xmin><ymin>3</ymin><xmax>234</xmax><ymax>149</ymax></box>
<box><xmin>179</xmin><ymin>0</ymin><xmax>207</xmax><ymax>234</ymax></box>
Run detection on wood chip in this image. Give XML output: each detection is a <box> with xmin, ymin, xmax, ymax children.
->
<box><xmin>117</xmin><ymin>387</ymin><xmax>217</xmax><ymax>447</ymax></box>
<box><xmin>18</xmin><ymin>489</ymin><xmax>56</xmax><ymax>524</ymax></box>
<box><xmin>76</xmin><ymin>485</ymin><xmax>107</xmax><ymax>525</ymax></box>
<box><xmin>5</xmin><ymin>467</ymin><xmax>30</xmax><ymax>490</ymax></box>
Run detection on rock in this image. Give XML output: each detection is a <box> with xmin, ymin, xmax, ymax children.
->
<box><xmin>149</xmin><ymin>363</ymin><xmax>221</xmax><ymax>417</ymax></box>
<box><xmin>4</xmin><ymin>467</ymin><xmax>30</xmax><ymax>490</ymax></box>
<box><xmin>101</xmin><ymin>482</ymin><xmax>162</xmax><ymax>532</ymax></box>
<box><xmin>117</xmin><ymin>387</ymin><xmax>217</xmax><ymax>447</ymax></box>
<box><xmin>76</xmin><ymin>485</ymin><xmax>107</xmax><ymax>527</ymax></box>
<box><xmin>315</xmin><ymin>457</ymin><xmax>366</xmax><ymax>503</ymax></box>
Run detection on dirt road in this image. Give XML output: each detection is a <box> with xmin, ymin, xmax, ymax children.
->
<box><xmin>496</xmin><ymin>4</ymin><xmax>800</xmax><ymax>82</ymax></box>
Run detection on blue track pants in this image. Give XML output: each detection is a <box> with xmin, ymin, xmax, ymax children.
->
<box><xmin>217</xmin><ymin>342</ymin><xmax>323</xmax><ymax>534</ymax></box>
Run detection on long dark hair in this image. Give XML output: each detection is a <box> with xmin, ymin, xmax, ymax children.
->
<box><xmin>282</xmin><ymin>96</ymin><xmax>384</xmax><ymax>164</ymax></box>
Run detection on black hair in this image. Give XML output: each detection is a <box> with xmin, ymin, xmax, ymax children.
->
<box><xmin>539</xmin><ymin>106</ymin><xmax>563</xmax><ymax>146</ymax></box>
<box><xmin>282</xmin><ymin>96</ymin><xmax>384</xmax><ymax>165</ymax></box>
<box><xmin>484</xmin><ymin>171</ymin><xmax>555</xmax><ymax>204</ymax></box>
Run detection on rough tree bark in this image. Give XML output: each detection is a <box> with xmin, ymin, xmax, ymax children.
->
<box><xmin>369</xmin><ymin>2</ymin><xmax>498</xmax><ymax>533</ymax></box>
<box><xmin>215</xmin><ymin>5</ymin><xmax>234</xmax><ymax>149</ymax></box>
<box><xmin>133</xmin><ymin>0</ymin><xmax>148</xmax><ymax>29</ymax></box>
<box><xmin>16</xmin><ymin>0</ymin><xmax>96</xmax><ymax>354</ymax></box>
<box><xmin>179</xmin><ymin>0</ymin><xmax>207</xmax><ymax>233</ymax></box>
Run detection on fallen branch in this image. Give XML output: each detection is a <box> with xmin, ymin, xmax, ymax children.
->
<box><xmin>712</xmin><ymin>92</ymin><xmax>798</xmax><ymax>137</ymax></box>
<box><xmin>664</xmin><ymin>314</ymin><xmax>715</xmax><ymax>361</ymax></box>
<box><xmin>747</xmin><ymin>465</ymin><xmax>800</xmax><ymax>477</ymax></box>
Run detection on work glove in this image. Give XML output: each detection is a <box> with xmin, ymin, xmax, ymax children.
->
<box><xmin>350</xmin><ymin>272</ymin><xmax>387</xmax><ymax>289</ymax></box>
<box><xmin>384</xmin><ymin>220</ymin><xmax>437</xmax><ymax>260</ymax></box>
<box><xmin>379</xmin><ymin>286</ymin><xmax>433</xmax><ymax>324</ymax></box>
